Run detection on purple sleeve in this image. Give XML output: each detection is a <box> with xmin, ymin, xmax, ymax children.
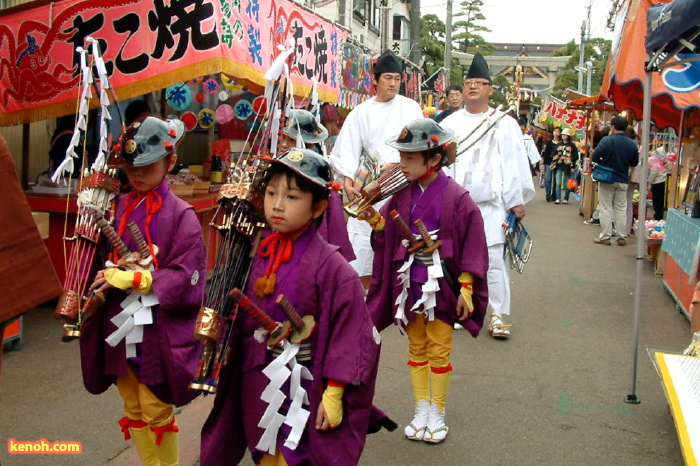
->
<box><xmin>366</xmin><ymin>198</ymin><xmax>398</xmax><ymax>332</ymax></box>
<box><xmin>318</xmin><ymin>253</ymin><xmax>379</xmax><ymax>385</ymax></box>
<box><xmin>150</xmin><ymin>206</ymin><xmax>206</xmax><ymax>315</ymax></box>
<box><xmin>455</xmin><ymin>192</ymin><xmax>490</xmax><ymax>337</ymax></box>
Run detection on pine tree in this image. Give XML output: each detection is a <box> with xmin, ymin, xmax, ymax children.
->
<box><xmin>452</xmin><ymin>0</ymin><xmax>493</xmax><ymax>54</ymax></box>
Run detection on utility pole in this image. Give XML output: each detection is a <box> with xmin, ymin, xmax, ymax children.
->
<box><xmin>444</xmin><ymin>0</ymin><xmax>453</xmax><ymax>79</ymax></box>
<box><xmin>578</xmin><ymin>20</ymin><xmax>586</xmax><ymax>92</ymax></box>
<box><xmin>586</xmin><ymin>61</ymin><xmax>593</xmax><ymax>96</ymax></box>
<box><xmin>410</xmin><ymin>0</ymin><xmax>421</xmax><ymax>65</ymax></box>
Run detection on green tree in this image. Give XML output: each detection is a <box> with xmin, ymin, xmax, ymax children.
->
<box><xmin>489</xmin><ymin>75</ymin><xmax>511</xmax><ymax>109</ymax></box>
<box><xmin>420</xmin><ymin>14</ymin><xmax>464</xmax><ymax>85</ymax></box>
<box><xmin>452</xmin><ymin>0</ymin><xmax>494</xmax><ymax>54</ymax></box>
<box><xmin>551</xmin><ymin>39</ymin><xmax>612</xmax><ymax>99</ymax></box>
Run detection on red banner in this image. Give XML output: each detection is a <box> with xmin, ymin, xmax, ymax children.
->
<box><xmin>0</xmin><ymin>0</ymin><xmax>348</xmax><ymax>126</ymax></box>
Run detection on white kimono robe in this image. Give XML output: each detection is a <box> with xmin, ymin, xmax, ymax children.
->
<box><xmin>441</xmin><ymin>108</ymin><xmax>535</xmax><ymax>317</ymax></box>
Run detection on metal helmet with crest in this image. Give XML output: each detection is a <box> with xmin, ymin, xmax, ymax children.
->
<box><xmin>387</xmin><ymin>118</ymin><xmax>455</xmax><ymax>151</ymax></box>
<box><xmin>386</xmin><ymin>118</ymin><xmax>457</xmax><ymax>166</ymax></box>
<box><xmin>108</xmin><ymin>116</ymin><xmax>185</xmax><ymax>167</ymax></box>
<box><xmin>282</xmin><ymin>109</ymin><xmax>329</xmax><ymax>144</ymax></box>
<box><xmin>267</xmin><ymin>148</ymin><xmax>333</xmax><ymax>188</ymax></box>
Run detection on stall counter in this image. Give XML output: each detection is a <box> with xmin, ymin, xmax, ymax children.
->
<box><xmin>661</xmin><ymin>208</ymin><xmax>700</xmax><ymax>320</ymax></box>
<box><xmin>25</xmin><ymin>192</ymin><xmax>221</xmax><ymax>282</ymax></box>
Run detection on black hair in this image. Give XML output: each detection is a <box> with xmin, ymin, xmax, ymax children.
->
<box><xmin>125</xmin><ymin>100</ymin><xmax>151</xmax><ymax>126</ymax></box>
<box><xmin>611</xmin><ymin>115</ymin><xmax>628</xmax><ymax>131</ymax></box>
<box><xmin>263</xmin><ymin>163</ymin><xmax>327</xmax><ymax>207</ymax></box>
<box><xmin>447</xmin><ymin>85</ymin><xmax>462</xmax><ymax>94</ymax></box>
<box><xmin>420</xmin><ymin>146</ymin><xmax>447</xmax><ymax>166</ymax></box>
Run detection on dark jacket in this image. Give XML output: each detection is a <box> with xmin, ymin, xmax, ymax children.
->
<box><xmin>592</xmin><ymin>133</ymin><xmax>639</xmax><ymax>184</ymax></box>
<box><xmin>541</xmin><ymin>139</ymin><xmax>561</xmax><ymax>165</ymax></box>
<box><xmin>553</xmin><ymin>141</ymin><xmax>579</xmax><ymax>171</ymax></box>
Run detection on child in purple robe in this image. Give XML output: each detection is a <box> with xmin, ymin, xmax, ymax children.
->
<box><xmin>201</xmin><ymin>148</ymin><xmax>384</xmax><ymax>466</ymax></box>
<box><xmin>81</xmin><ymin>116</ymin><xmax>206</xmax><ymax>465</ymax></box>
<box><xmin>361</xmin><ymin>119</ymin><xmax>489</xmax><ymax>444</ymax></box>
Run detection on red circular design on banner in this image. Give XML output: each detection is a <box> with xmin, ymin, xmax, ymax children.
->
<box><xmin>180</xmin><ymin>111</ymin><xmax>198</xmax><ymax>131</ymax></box>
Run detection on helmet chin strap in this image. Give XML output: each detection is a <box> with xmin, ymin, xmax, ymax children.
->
<box><xmin>417</xmin><ymin>164</ymin><xmax>439</xmax><ymax>182</ymax></box>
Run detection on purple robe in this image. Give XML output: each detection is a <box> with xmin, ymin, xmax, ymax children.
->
<box><xmin>80</xmin><ymin>181</ymin><xmax>206</xmax><ymax>407</ymax></box>
<box><xmin>201</xmin><ymin>226</ymin><xmax>381</xmax><ymax>466</ymax></box>
<box><xmin>367</xmin><ymin>172</ymin><xmax>489</xmax><ymax>337</ymax></box>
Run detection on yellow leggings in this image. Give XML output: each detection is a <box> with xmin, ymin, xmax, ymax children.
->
<box><xmin>405</xmin><ymin>314</ymin><xmax>453</xmax><ymax>367</ymax></box>
<box><xmin>258</xmin><ymin>449</ymin><xmax>289</xmax><ymax>466</ymax></box>
<box><xmin>115</xmin><ymin>363</ymin><xmax>173</xmax><ymax>426</ymax></box>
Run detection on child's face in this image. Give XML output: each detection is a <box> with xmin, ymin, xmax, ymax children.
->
<box><xmin>264</xmin><ymin>173</ymin><xmax>325</xmax><ymax>235</ymax></box>
<box><xmin>399</xmin><ymin>151</ymin><xmax>440</xmax><ymax>182</ymax></box>
<box><xmin>124</xmin><ymin>155</ymin><xmax>176</xmax><ymax>192</ymax></box>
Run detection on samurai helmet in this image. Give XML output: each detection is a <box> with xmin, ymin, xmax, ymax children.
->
<box><xmin>282</xmin><ymin>109</ymin><xmax>329</xmax><ymax>144</ymax></box>
<box><xmin>268</xmin><ymin>148</ymin><xmax>333</xmax><ymax>188</ymax></box>
<box><xmin>108</xmin><ymin>116</ymin><xmax>185</xmax><ymax>167</ymax></box>
<box><xmin>386</xmin><ymin>118</ymin><xmax>455</xmax><ymax>152</ymax></box>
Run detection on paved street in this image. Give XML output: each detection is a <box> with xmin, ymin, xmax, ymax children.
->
<box><xmin>0</xmin><ymin>187</ymin><xmax>691</xmax><ymax>466</ymax></box>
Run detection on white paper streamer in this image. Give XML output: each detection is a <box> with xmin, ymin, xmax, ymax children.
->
<box><xmin>394</xmin><ymin>231</ymin><xmax>443</xmax><ymax>323</ymax></box>
<box><xmin>105</xmin><ymin>266</ymin><xmax>158</xmax><ymax>359</ymax></box>
<box><xmin>255</xmin><ymin>341</ymin><xmax>313</xmax><ymax>455</ymax></box>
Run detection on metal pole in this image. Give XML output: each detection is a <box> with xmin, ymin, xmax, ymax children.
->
<box><xmin>626</xmin><ymin>70</ymin><xmax>652</xmax><ymax>405</ymax></box>
<box><xmin>578</xmin><ymin>21</ymin><xmax>586</xmax><ymax>93</ymax></box>
<box><xmin>410</xmin><ymin>0</ymin><xmax>421</xmax><ymax>65</ymax></box>
<box><xmin>586</xmin><ymin>62</ymin><xmax>592</xmax><ymax>96</ymax></box>
<box><xmin>444</xmin><ymin>0</ymin><xmax>453</xmax><ymax>78</ymax></box>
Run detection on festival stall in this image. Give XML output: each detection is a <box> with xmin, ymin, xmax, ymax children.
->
<box><xmin>0</xmin><ymin>0</ymin><xmax>349</xmax><ymax>281</ymax></box>
<box><xmin>632</xmin><ymin>0</ymin><xmax>700</xmax><ymax>324</ymax></box>
<box><xmin>602</xmin><ymin>0</ymin><xmax>700</xmax><ymax>442</ymax></box>
<box><xmin>644</xmin><ymin>0</ymin><xmax>700</xmax><ymax>454</ymax></box>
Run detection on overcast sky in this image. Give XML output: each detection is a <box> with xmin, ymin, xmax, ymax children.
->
<box><xmin>421</xmin><ymin>0</ymin><xmax>616</xmax><ymax>45</ymax></box>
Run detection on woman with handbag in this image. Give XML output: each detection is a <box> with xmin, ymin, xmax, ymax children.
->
<box><xmin>552</xmin><ymin>128</ymin><xmax>578</xmax><ymax>204</ymax></box>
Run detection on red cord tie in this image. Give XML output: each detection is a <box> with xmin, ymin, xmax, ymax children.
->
<box><xmin>430</xmin><ymin>364</ymin><xmax>453</xmax><ymax>374</ymax></box>
<box><xmin>253</xmin><ymin>232</ymin><xmax>294</xmax><ymax>297</ymax></box>
<box><xmin>150</xmin><ymin>418</ymin><xmax>179</xmax><ymax>446</ymax></box>
<box><xmin>118</xmin><ymin>417</ymin><xmax>147</xmax><ymax>440</ymax></box>
<box><xmin>407</xmin><ymin>359</ymin><xmax>429</xmax><ymax>367</ymax></box>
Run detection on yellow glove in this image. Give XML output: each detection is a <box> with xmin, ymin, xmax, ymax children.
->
<box><xmin>458</xmin><ymin>272</ymin><xmax>474</xmax><ymax>313</ymax></box>
<box><xmin>321</xmin><ymin>382</ymin><xmax>345</xmax><ymax>428</ymax></box>
<box><xmin>103</xmin><ymin>268</ymin><xmax>153</xmax><ymax>294</ymax></box>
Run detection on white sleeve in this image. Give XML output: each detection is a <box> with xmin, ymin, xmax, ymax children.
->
<box><xmin>525</xmin><ymin>138</ymin><xmax>540</xmax><ymax>165</ymax></box>
<box><xmin>501</xmin><ymin>119</ymin><xmax>535</xmax><ymax>209</ymax></box>
<box><xmin>329</xmin><ymin>108</ymin><xmax>364</xmax><ymax>180</ymax></box>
